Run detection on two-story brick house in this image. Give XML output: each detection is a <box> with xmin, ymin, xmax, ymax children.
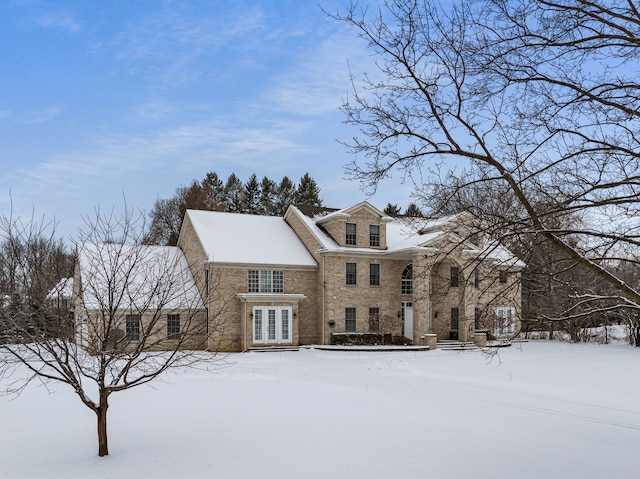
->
<box><xmin>176</xmin><ymin>201</ymin><xmax>524</xmax><ymax>351</ymax></box>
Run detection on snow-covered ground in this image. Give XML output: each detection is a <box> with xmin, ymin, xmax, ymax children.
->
<box><xmin>1</xmin><ymin>341</ymin><xmax>639</xmax><ymax>479</ymax></box>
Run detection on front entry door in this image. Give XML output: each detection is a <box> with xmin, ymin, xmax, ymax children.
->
<box><xmin>402</xmin><ymin>302</ymin><xmax>414</xmax><ymax>340</ymax></box>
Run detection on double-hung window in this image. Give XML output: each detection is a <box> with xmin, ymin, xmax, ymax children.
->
<box><xmin>346</xmin><ymin>262</ymin><xmax>357</xmax><ymax>285</ymax></box>
<box><xmin>346</xmin><ymin>223</ymin><xmax>357</xmax><ymax>245</ymax></box>
<box><xmin>345</xmin><ymin>307</ymin><xmax>357</xmax><ymax>332</ymax></box>
<box><xmin>370</xmin><ymin>263</ymin><xmax>380</xmax><ymax>286</ymax></box>
<box><xmin>167</xmin><ymin>314</ymin><xmax>180</xmax><ymax>340</ymax></box>
<box><xmin>125</xmin><ymin>314</ymin><xmax>141</xmax><ymax>341</ymax></box>
<box><xmin>248</xmin><ymin>270</ymin><xmax>284</xmax><ymax>293</ymax></box>
<box><xmin>369</xmin><ymin>224</ymin><xmax>380</xmax><ymax>247</ymax></box>
<box><xmin>450</xmin><ymin>266</ymin><xmax>459</xmax><ymax>287</ymax></box>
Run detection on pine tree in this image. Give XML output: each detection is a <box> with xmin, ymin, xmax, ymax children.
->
<box><xmin>201</xmin><ymin>172</ymin><xmax>226</xmax><ymax>210</ymax></box>
<box><xmin>404</xmin><ymin>203</ymin><xmax>423</xmax><ymax>217</ymax></box>
<box><xmin>242</xmin><ymin>174</ymin><xmax>262</xmax><ymax>214</ymax></box>
<box><xmin>383</xmin><ymin>203</ymin><xmax>401</xmax><ymax>216</ymax></box>
<box><xmin>259</xmin><ymin>176</ymin><xmax>278</xmax><ymax>215</ymax></box>
<box><xmin>294</xmin><ymin>173</ymin><xmax>323</xmax><ymax>207</ymax></box>
<box><xmin>275</xmin><ymin>176</ymin><xmax>296</xmax><ymax>216</ymax></box>
<box><xmin>224</xmin><ymin>173</ymin><xmax>244</xmax><ymax>213</ymax></box>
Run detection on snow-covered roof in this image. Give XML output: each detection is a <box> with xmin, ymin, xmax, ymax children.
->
<box><xmin>77</xmin><ymin>243</ymin><xmax>203</xmax><ymax>310</ymax></box>
<box><xmin>289</xmin><ymin>205</ymin><xmax>524</xmax><ymax>267</ymax></box>
<box><xmin>185</xmin><ymin>210</ymin><xmax>317</xmax><ymax>267</ymax></box>
<box><xmin>47</xmin><ymin>277</ymin><xmax>73</xmax><ymax>299</ymax></box>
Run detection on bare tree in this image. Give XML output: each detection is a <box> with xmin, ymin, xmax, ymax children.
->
<box><xmin>331</xmin><ymin>0</ymin><xmax>640</xmax><ymax>343</ymax></box>
<box><xmin>0</xmin><ymin>204</ymin><xmax>226</xmax><ymax>456</ymax></box>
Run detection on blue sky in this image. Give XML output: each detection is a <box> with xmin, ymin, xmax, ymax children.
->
<box><xmin>0</xmin><ymin>0</ymin><xmax>414</xmax><ymax>241</ymax></box>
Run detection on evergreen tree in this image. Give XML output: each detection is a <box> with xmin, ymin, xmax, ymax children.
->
<box><xmin>404</xmin><ymin>203</ymin><xmax>423</xmax><ymax>217</ymax></box>
<box><xmin>294</xmin><ymin>173</ymin><xmax>323</xmax><ymax>207</ymax></box>
<box><xmin>259</xmin><ymin>176</ymin><xmax>278</xmax><ymax>215</ymax></box>
<box><xmin>224</xmin><ymin>173</ymin><xmax>244</xmax><ymax>213</ymax></box>
<box><xmin>383</xmin><ymin>203</ymin><xmax>401</xmax><ymax>216</ymax></box>
<box><xmin>201</xmin><ymin>171</ymin><xmax>226</xmax><ymax>210</ymax></box>
<box><xmin>242</xmin><ymin>173</ymin><xmax>262</xmax><ymax>214</ymax></box>
<box><xmin>275</xmin><ymin>176</ymin><xmax>296</xmax><ymax>216</ymax></box>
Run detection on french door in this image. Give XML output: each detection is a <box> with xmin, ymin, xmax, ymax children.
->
<box><xmin>253</xmin><ymin>306</ymin><xmax>292</xmax><ymax>344</ymax></box>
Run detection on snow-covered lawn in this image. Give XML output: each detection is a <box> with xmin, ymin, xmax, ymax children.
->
<box><xmin>1</xmin><ymin>341</ymin><xmax>639</xmax><ymax>479</ymax></box>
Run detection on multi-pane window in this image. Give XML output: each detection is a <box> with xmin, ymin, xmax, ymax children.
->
<box><xmin>345</xmin><ymin>307</ymin><xmax>357</xmax><ymax>332</ymax></box>
<box><xmin>474</xmin><ymin>269</ymin><xmax>480</xmax><ymax>288</ymax></box>
<box><xmin>499</xmin><ymin>270</ymin><xmax>508</xmax><ymax>284</ymax></box>
<box><xmin>346</xmin><ymin>262</ymin><xmax>357</xmax><ymax>285</ymax></box>
<box><xmin>450</xmin><ymin>307</ymin><xmax>459</xmax><ymax>331</ymax></box>
<box><xmin>474</xmin><ymin>307</ymin><xmax>481</xmax><ymax>330</ymax></box>
<box><xmin>495</xmin><ymin>306</ymin><xmax>515</xmax><ymax>335</ymax></box>
<box><xmin>368</xmin><ymin>307</ymin><xmax>380</xmax><ymax>332</ymax></box>
<box><xmin>369</xmin><ymin>224</ymin><xmax>380</xmax><ymax>247</ymax></box>
<box><xmin>248</xmin><ymin>270</ymin><xmax>284</xmax><ymax>293</ymax></box>
<box><xmin>450</xmin><ymin>266</ymin><xmax>459</xmax><ymax>287</ymax></box>
<box><xmin>401</xmin><ymin>264</ymin><xmax>413</xmax><ymax>295</ymax></box>
<box><xmin>370</xmin><ymin>263</ymin><xmax>380</xmax><ymax>286</ymax></box>
<box><xmin>254</xmin><ymin>308</ymin><xmax>263</xmax><ymax>342</ymax></box>
<box><xmin>125</xmin><ymin>314</ymin><xmax>141</xmax><ymax>341</ymax></box>
<box><xmin>346</xmin><ymin>223</ymin><xmax>357</xmax><ymax>245</ymax></box>
<box><xmin>167</xmin><ymin>314</ymin><xmax>180</xmax><ymax>340</ymax></box>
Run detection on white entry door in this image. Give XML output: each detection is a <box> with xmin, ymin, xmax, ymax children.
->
<box><xmin>403</xmin><ymin>302</ymin><xmax>414</xmax><ymax>340</ymax></box>
<box><xmin>253</xmin><ymin>306</ymin><xmax>292</xmax><ymax>344</ymax></box>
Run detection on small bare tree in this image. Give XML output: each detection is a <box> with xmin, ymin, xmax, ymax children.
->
<box><xmin>0</xmin><ymin>204</ymin><xmax>226</xmax><ymax>457</ymax></box>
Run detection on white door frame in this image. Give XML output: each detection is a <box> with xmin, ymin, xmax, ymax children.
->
<box><xmin>253</xmin><ymin>306</ymin><xmax>292</xmax><ymax>344</ymax></box>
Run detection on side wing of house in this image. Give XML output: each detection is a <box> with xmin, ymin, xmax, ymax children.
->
<box><xmin>73</xmin><ymin>242</ymin><xmax>207</xmax><ymax>352</ymax></box>
<box><xmin>182</xmin><ymin>209</ymin><xmax>319</xmax><ymax>352</ymax></box>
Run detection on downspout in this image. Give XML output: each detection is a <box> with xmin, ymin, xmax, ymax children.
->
<box><xmin>428</xmin><ymin>274</ymin><xmax>433</xmax><ymax>334</ymax></box>
<box><xmin>322</xmin><ymin>255</ymin><xmax>326</xmax><ymax>345</ymax></box>
<box><xmin>243</xmin><ymin>299</ymin><xmax>247</xmax><ymax>352</ymax></box>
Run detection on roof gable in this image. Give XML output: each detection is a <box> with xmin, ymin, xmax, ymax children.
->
<box><xmin>315</xmin><ymin>201</ymin><xmax>393</xmax><ymax>225</ymax></box>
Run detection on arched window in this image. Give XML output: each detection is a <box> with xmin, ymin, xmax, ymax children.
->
<box><xmin>401</xmin><ymin>264</ymin><xmax>413</xmax><ymax>295</ymax></box>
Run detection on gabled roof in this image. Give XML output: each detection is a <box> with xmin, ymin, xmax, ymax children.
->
<box><xmin>47</xmin><ymin>277</ymin><xmax>73</xmax><ymax>299</ymax></box>
<box><xmin>311</xmin><ymin>201</ymin><xmax>394</xmax><ymax>225</ymax></box>
<box><xmin>287</xmin><ymin>203</ymin><xmax>525</xmax><ymax>267</ymax></box>
<box><xmin>184</xmin><ymin>209</ymin><xmax>317</xmax><ymax>267</ymax></box>
<box><xmin>77</xmin><ymin>243</ymin><xmax>203</xmax><ymax>309</ymax></box>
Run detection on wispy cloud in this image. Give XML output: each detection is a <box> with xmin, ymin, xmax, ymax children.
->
<box><xmin>262</xmin><ymin>28</ymin><xmax>374</xmax><ymax>117</ymax></box>
<box><xmin>9</xmin><ymin>117</ymin><xmax>312</xmax><ymax>196</ymax></box>
<box><xmin>34</xmin><ymin>12</ymin><xmax>82</xmax><ymax>34</ymax></box>
<box><xmin>103</xmin><ymin>5</ymin><xmax>268</xmax><ymax>90</ymax></box>
<box><xmin>19</xmin><ymin>106</ymin><xmax>61</xmax><ymax>125</ymax></box>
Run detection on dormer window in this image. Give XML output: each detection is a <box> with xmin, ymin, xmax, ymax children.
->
<box><xmin>346</xmin><ymin>222</ymin><xmax>357</xmax><ymax>245</ymax></box>
<box><xmin>369</xmin><ymin>224</ymin><xmax>380</xmax><ymax>247</ymax></box>
<box><xmin>470</xmin><ymin>232</ymin><xmax>479</xmax><ymax>246</ymax></box>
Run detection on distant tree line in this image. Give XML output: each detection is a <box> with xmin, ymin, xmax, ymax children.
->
<box><xmin>145</xmin><ymin>172</ymin><xmax>323</xmax><ymax>246</ymax></box>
